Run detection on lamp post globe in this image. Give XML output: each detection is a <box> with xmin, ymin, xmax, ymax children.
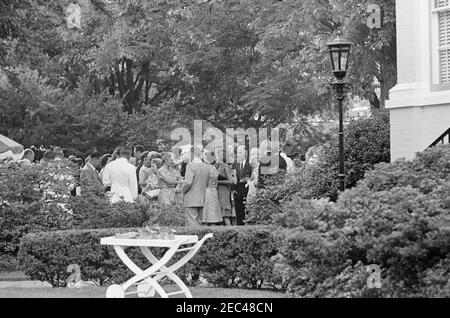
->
<box><xmin>326</xmin><ymin>35</ymin><xmax>353</xmax><ymax>80</ymax></box>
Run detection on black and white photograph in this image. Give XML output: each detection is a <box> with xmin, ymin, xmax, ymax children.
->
<box><xmin>0</xmin><ymin>0</ymin><xmax>449</xmax><ymax>304</ymax></box>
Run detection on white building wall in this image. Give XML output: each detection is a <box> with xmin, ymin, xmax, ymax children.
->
<box><xmin>390</xmin><ymin>104</ymin><xmax>450</xmax><ymax>160</ymax></box>
<box><xmin>386</xmin><ymin>0</ymin><xmax>450</xmax><ymax>161</ymax></box>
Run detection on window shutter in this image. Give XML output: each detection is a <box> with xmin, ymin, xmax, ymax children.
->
<box><xmin>439</xmin><ymin>9</ymin><xmax>450</xmax><ymax>83</ymax></box>
<box><xmin>436</xmin><ymin>0</ymin><xmax>450</xmax><ymax>8</ymax></box>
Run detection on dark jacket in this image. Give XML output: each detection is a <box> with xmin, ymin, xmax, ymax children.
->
<box><xmin>80</xmin><ymin>164</ymin><xmax>104</xmax><ymax>196</ymax></box>
<box><xmin>232</xmin><ymin>159</ymin><xmax>253</xmax><ymax>184</ymax></box>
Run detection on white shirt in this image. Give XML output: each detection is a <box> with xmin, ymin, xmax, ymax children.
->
<box><xmin>102</xmin><ymin>158</ymin><xmax>138</xmax><ymax>203</ymax></box>
<box><xmin>280</xmin><ymin>152</ymin><xmax>295</xmax><ymax>174</ymax></box>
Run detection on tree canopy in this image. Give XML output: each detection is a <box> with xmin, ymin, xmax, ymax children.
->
<box><xmin>0</xmin><ymin>0</ymin><xmax>396</xmax><ymax>155</ymax></box>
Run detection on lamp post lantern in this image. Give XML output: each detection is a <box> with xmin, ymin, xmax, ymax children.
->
<box><xmin>326</xmin><ymin>34</ymin><xmax>353</xmax><ymax>192</ymax></box>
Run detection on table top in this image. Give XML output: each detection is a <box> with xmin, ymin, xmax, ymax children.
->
<box><xmin>100</xmin><ymin>235</ymin><xmax>199</xmax><ymax>247</ymax></box>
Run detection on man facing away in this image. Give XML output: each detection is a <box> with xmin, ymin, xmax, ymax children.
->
<box><xmin>181</xmin><ymin>146</ymin><xmax>210</xmax><ymax>226</ymax></box>
<box><xmin>102</xmin><ymin>146</ymin><xmax>138</xmax><ymax>203</ymax></box>
<box><xmin>80</xmin><ymin>151</ymin><xmax>104</xmax><ymax>196</ymax></box>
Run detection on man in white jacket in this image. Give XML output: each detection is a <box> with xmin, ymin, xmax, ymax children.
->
<box><xmin>102</xmin><ymin>146</ymin><xmax>138</xmax><ymax>203</ymax></box>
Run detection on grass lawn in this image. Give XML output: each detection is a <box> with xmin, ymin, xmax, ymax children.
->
<box><xmin>0</xmin><ymin>285</ymin><xmax>288</xmax><ymax>298</ymax></box>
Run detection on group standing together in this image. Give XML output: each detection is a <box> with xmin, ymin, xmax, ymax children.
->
<box><xmin>4</xmin><ymin>140</ymin><xmax>305</xmax><ymax>227</ymax></box>
<box><xmin>77</xmin><ymin>141</ymin><xmax>295</xmax><ymax>227</ymax></box>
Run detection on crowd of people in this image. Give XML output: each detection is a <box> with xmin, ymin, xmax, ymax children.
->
<box><xmin>1</xmin><ymin>141</ymin><xmax>323</xmax><ymax>227</ymax></box>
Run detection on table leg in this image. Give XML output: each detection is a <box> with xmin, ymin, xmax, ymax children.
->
<box><xmin>110</xmin><ymin>243</ymin><xmax>181</xmax><ymax>298</ymax></box>
<box><xmin>139</xmin><ymin>234</ymin><xmax>213</xmax><ymax>298</ymax></box>
<box><xmin>140</xmin><ymin>247</ymin><xmax>192</xmax><ymax>298</ymax></box>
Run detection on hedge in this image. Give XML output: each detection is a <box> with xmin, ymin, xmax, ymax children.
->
<box><xmin>18</xmin><ymin>226</ymin><xmax>282</xmax><ymax>289</ymax></box>
<box><xmin>68</xmin><ymin>196</ymin><xmax>186</xmax><ymax>229</ymax></box>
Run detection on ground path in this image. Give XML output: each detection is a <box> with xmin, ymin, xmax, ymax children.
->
<box><xmin>0</xmin><ymin>272</ymin><xmax>287</xmax><ymax>298</ymax></box>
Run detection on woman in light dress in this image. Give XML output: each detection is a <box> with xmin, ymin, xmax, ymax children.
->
<box><xmin>157</xmin><ymin>152</ymin><xmax>183</xmax><ymax>205</ymax></box>
<box><xmin>202</xmin><ymin>151</ymin><xmax>223</xmax><ymax>225</ymax></box>
<box><xmin>246</xmin><ymin>147</ymin><xmax>260</xmax><ymax>201</ymax></box>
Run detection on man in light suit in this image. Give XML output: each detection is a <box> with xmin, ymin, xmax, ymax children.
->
<box><xmin>181</xmin><ymin>146</ymin><xmax>210</xmax><ymax>226</ymax></box>
<box><xmin>80</xmin><ymin>151</ymin><xmax>104</xmax><ymax>196</ymax></box>
<box><xmin>102</xmin><ymin>146</ymin><xmax>138</xmax><ymax>203</ymax></box>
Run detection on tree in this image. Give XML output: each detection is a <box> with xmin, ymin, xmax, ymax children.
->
<box><xmin>251</xmin><ymin>0</ymin><xmax>396</xmax><ymax>109</ymax></box>
<box><xmin>1</xmin><ymin>0</ymin><xmax>398</xmax><ymax>152</ymax></box>
<box><xmin>167</xmin><ymin>0</ymin><xmax>329</xmax><ymax>131</ymax></box>
<box><xmin>74</xmin><ymin>0</ymin><xmax>187</xmax><ymax>114</ymax></box>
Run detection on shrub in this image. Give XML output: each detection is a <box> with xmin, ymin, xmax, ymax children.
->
<box><xmin>245</xmin><ymin>183</ymin><xmax>291</xmax><ymax>226</ymax></box>
<box><xmin>415</xmin><ymin>258</ymin><xmax>450</xmax><ymax>298</ymax></box>
<box><xmin>0</xmin><ymin>161</ymin><xmax>76</xmax><ymax>255</ymax></box>
<box><xmin>0</xmin><ymin>253</ymin><xmax>19</xmax><ymax>272</ymax></box>
<box><xmin>18</xmin><ymin>226</ymin><xmax>282</xmax><ymax>289</ymax></box>
<box><xmin>274</xmin><ymin>144</ymin><xmax>450</xmax><ymax>297</ymax></box>
<box><xmin>314</xmin><ymin>110</ymin><xmax>391</xmax><ymax>200</ymax></box>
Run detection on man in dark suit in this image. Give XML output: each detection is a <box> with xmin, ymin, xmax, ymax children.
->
<box><xmin>232</xmin><ymin>145</ymin><xmax>253</xmax><ymax>226</ymax></box>
<box><xmin>80</xmin><ymin>151</ymin><xmax>104</xmax><ymax>196</ymax></box>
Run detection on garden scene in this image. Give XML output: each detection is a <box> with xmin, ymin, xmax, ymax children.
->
<box><xmin>1</xmin><ymin>0</ymin><xmax>449</xmax><ymax>299</ymax></box>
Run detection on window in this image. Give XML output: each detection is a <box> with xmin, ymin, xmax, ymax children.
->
<box><xmin>433</xmin><ymin>0</ymin><xmax>450</xmax><ymax>88</ymax></box>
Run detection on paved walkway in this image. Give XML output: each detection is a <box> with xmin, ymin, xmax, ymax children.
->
<box><xmin>0</xmin><ymin>281</ymin><xmax>52</xmax><ymax>288</ymax></box>
<box><xmin>0</xmin><ymin>271</ymin><xmax>52</xmax><ymax>288</ymax></box>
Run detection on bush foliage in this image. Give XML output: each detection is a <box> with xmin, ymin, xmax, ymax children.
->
<box><xmin>68</xmin><ymin>196</ymin><xmax>186</xmax><ymax>230</ymax></box>
<box><xmin>18</xmin><ymin>226</ymin><xmax>281</xmax><ymax>289</ymax></box>
<box><xmin>273</xmin><ymin>144</ymin><xmax>450</xmax><ymax>297</ymax></box>
<box><xmin>0</xmin><ymin>161</ymin><xmax>76</xmax><ymax>255</ymax></box>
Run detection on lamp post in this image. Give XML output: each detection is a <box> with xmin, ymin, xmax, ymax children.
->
<box><xmin>326</xmin><ymin>34</ymin><xmax>353</xmax><ymax>192</ymax></box>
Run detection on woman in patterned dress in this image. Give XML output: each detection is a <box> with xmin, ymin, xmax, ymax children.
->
<box><xmin>202</xmin><ymin>151</ymin><xmax>223</xmax><ymax>225</ymax></box>
<box><xmin>216</xmin><ymin>149</ymin><xmax>235</xmax><ymax>226</ymax></box>
<box><xmin>157</xmin><ymin>152</ymin><xmax>183</xmax><ymax>205</ymax></box>
<box><xmin>143</xmin><ymin>158</ymin><xmax>163</xmax><ymax>200</ymax></box>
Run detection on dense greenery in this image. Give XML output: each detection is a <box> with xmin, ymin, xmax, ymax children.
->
<box><xmin>1</xmin><ymin>0</ymin><xmax>396</xmax><ymax>156</ymax></box>
<box><xmin>7</xmin><ymin>145</ymin><xmax>450</xmax><ymax>297</ymax></box>
<box><xmin>246</xmin><ymin>110</ymin><xmax>390</xmax><ymax>225</ymax></box>
<box><xmin>0</xmin><ymin>161</ymin><xmax>77</xmax><ymax>256</ymax></box>
<box><xmin>274</xmin><ymin>144</ymin><xmax>450</xmax><ymax>297</ymax></box>
<box><xmin>18</xmin><ymin>226</ymin><xmax>281</xmax><ymax>289</ymax></box>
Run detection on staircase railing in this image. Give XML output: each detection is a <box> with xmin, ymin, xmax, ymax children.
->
<box><xmin>428</xmin><ymin>127</ymin><xmax>450</xmax><ymax>149</ymax></box>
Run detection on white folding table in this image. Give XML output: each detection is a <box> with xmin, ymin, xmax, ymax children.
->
<box><xmin>100</xmin><ymin>233</ymin><xmax>213</xmax><ymax>298</ymax></box>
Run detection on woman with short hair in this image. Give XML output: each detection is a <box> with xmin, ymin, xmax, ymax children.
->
<box><xmin>157</xmin><ymin>152</ymin><xmax>183</xmax><ymax>205</ymax></box>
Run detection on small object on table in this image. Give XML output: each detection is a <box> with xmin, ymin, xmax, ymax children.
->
<box><xmin>115</xmin><ymin>232</ymin><xmax>138</xmax><ymax>239</ymax></box>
